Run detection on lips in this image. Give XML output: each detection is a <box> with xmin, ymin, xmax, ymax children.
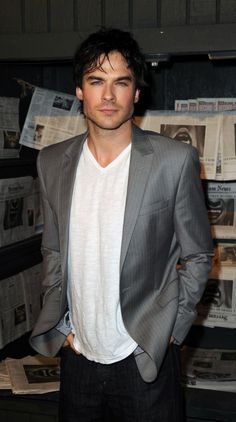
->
<box><xmin>99</xmin><ymin>108</ymin><xmax>118</xmax><ymax>112</ymax></box>
<box><xmin>174</xmin><ymin>129</ymin><xmax>191</xmax><ymax>143</ymax></box>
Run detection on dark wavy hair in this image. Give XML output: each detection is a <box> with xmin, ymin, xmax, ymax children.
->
<box><xmin>74</xmin><ymin>28</ymin><xmax>147</xmax><ymax>90</ymax></box>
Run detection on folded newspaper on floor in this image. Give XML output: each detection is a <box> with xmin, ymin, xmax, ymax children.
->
<box><xmin>0</xmin><ymin>361</ymin><xmax>12</xmax><ymax>390</ymax></box>
<box><xmin>5</xmin><ymin>355</ymin><xmax>60</xmax><ymax>394</ymax></box>
<box><xmin>181</xmin><ymin>346</ymin><xmax>236</xmax><ymax>392</ymax></box>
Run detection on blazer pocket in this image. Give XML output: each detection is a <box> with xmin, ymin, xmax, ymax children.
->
<box><xmin>139</xmin><ymin>199</ymin><xmax>169</xmax><ymax>216</ymax></box>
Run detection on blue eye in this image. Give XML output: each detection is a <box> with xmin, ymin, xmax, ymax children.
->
<box><xmin>118</xmin><ymin>82</ymin><xmax>128</xmax><ymax>86</ymax></box>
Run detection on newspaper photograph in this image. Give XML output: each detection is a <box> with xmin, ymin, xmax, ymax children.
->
<box><xmin>19</xmin><ymin>87</ymin><xmax>87</xmax><ymax>150</ymax></box>
<box><xmin>0</xmin><ymin>97</ymin><xmax>20</xmax><ymax>158</ymax></box>
<box><xmin>195</xmin><ymin>270</ymin><xmax>236</xmax><ymax>328</ymax></box>
<box><xmin>0</xmin><ymin>264</ymin><xmax>43</xmax><ymax>349</ymax></box>
<box><xmin>205</xmin><ymin>181</ymin><xmax>236</xmax><ymax>239</ymax></box>
<box><xmin>0</xmin><ymin>176</ymin><xmax>42</xmax><ymax>247</ymax></box>
<box><xmin>213</xmin><ymin>242</ymin><xmax>236</xmax><ymax>272</ymax></box>
<box><xmin>181</xmin><ymin>346</ymin><xmax>236</xmax><ymax>392</ymax></box>
<box><xmin>134</xmin><ymin>111</ymin><xmax>220</xmax><ymax>179</ymax></box>
<box><xmin>5</xmin><ymin>355</ymin><xmax>60</xmax><ymax>394</ymax></box>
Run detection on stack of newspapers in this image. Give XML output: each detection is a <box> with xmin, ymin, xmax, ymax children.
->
<box><xmin>181</xmin><ymin>346</ymin><xmax>236</xmax><ymax>392</ymax></box>
<box><xmin>0</xmin><ymin>354</ymin><xmax>60</xmax><ymax>394</ymax></box>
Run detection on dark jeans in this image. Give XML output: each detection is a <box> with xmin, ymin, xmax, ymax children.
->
<box><xmin>59</xmin><ymin>344</ymin><xmax>184</xmax><ymax>422</ymax></box>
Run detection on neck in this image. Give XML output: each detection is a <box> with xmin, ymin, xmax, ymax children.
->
<box><xmin>87</xmin><ymin>122</ymin><xmax>132</xmax><ymax>167</ymax></box>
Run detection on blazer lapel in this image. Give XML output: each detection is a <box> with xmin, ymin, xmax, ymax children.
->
<box><xmin>120</xmin><ymin>124</ymin><xmax>154</xmax><ymax>272</ymax></box>
<box><xmin>58</xmin><ymin>133</ymin><xmax>87</xmax><ymax>275</ymax></box>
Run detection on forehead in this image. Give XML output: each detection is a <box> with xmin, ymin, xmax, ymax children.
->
<box><xmin>85</xmin><ymin>51</ymin><xmax>133</xmax><ymax>77</ymax></box>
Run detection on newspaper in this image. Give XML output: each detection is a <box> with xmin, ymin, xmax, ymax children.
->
<box><xmin>181</xmin><ymin>346</ymin><xmax>236</xmax><ymax>392</ymax></box>
<box><xmin>174</xmin><ymin>98</ymin><xmax>236</xmax><ymax>180</ymax></box>
<box><xmin>217</xmin><ymin>98</ymin><xmax>236</xmax><ymax>111</ymax></box>
<box><xmin>0</xmin><ymin>176</ymin><xmax>42</xmax><ymax>247</ymax></box>
<box><xmin>134</xmin><ymin>111</ymin><xmax>220</xmax><ymax>180</ymax></box>
<box><xmin>19</xmin><ymin>87</ymin><xmax>87</xmax><ymax>150</ymax></box>
<box><xmin>194</xmin><ymin>241</ymin><xmax>236</xmax><ymax>329</ymax></box>
<box><xmin>205</xmin><ymin>180</ymin><xmax>236</xmax><ymax>239</ymax></box>
<box><xmin>5</xmin><ymin>355</ymin><xmax>60</xmax><ymax>394</ymax></box>
<box><xmin>221</xmin><ymin>113</ymin><xmax>236</xmax><ymax>180</ymax></box>
<box><xmin>197</xmin><ymin>98</ymin><xmax>218</xmax><ymax>112</ymax></box>
<box><xmin>175</xmin><ymin>98</ymin><xmax>236</xmax><ymax>112</ymax></box>
<box><xmin>0</xmin><ymin>264</ymin><xmax>43</xmax><ymax>349</ymax></box>
<box><xmin>0</xmin><ymin>361</ymin><xmax>12</xmax><ymax>389</ymax></box>
<box><xmin>195</xmin><ymin>269</ymin><xmax>236</xmax><ymax>328</ymax></box>
<box><xmin>0</xmin><ymin>97</ymin><xmax>20</xmax><ymax>158</ymax></box>
<box><xmin>174</xmin><ymin>100</ymin><xmax>189</xmax><ymax>112</ymax></box>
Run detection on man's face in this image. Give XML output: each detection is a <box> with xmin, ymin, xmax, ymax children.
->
<box><xmin>76</xmin><ymin>51</ymin><xmax>140</xmax><ymax>132</ymax></box>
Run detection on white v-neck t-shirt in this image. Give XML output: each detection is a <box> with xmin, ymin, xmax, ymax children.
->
<box><xmin>67</xmin><ymin>140</ymin><xmax>137</xmax><ymax>363</ymax></box>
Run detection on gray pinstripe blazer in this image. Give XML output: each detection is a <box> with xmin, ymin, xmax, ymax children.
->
<box><xmin>30</xmin><ymin>123</ymin><xmax>213</xmax><ymax>382</ymax></box>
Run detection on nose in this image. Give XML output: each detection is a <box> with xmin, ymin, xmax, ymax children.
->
<box><xmin>102</xmin><ymin>83</ymin><xmax>115</xmax><ymax>101</ymax></box>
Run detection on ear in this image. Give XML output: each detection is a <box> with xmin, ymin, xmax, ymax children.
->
<box><xmin>76</xmin><ymin>87</ymin><xmax>83</xmax><ymax>101</ymax></box>
<box><xmin>134</xmin><ymin>89</ymin><xmax>140</xmax><ymax>104</ymax></box>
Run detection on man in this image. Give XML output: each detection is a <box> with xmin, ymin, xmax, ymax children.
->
<box><xmin>30</xmin><ymin>28</ymin><xmax>213</xmax><ymax>421</ymax></box>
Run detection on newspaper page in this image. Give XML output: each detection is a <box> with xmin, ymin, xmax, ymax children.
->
<box><xmin>134</xmin><ymin>111</ymin><xmax>220</xmax><ymax>179</ymax></box>
<box><xmin>0</xmin><ymin>264</ymin><xmax>43</xmax><ymax>349</ymax></box>
<box><xmin>19</xmin><ymin>87</ymin><xmax>87</xmax><ymax>150</ymax></box>
<box><xmin>0</xmin><ymin>97</ymin><xmax>20</xmax><ymax>158</ymax></box>
<box><xmin>173</xmin><ymin>98</ymin><xmax>236</xmax><ymax>180</ymax></box>
<box><xmin>6</xmin><ymin>355</ymin><xmax>60</xmax><ymax>394</ymax></box>
<box><xmin>181</xmin><ymin>347</ymin><xmax>236</xmax><ymax>392</ymax></box>
<box><xmin>221</xmin><ymin>112</ymin><xmax>236</xmax><ymax>180</ymax></box>
<box><xmin>205</xmin><ymin>181</ymin><xmax>236</xmax><ymax>239</ymax></box>
<box><xmin>0</xmin><ymin>176</ymin><xmax>42</xmax><ymax>247</ymax></box>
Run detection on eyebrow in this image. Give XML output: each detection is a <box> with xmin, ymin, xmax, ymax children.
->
<box><xmin>85</xmin><ymin>75</ymin><xmax>133</xmax><ymax>82</ymax></box>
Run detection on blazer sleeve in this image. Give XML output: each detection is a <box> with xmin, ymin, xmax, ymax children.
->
<box><xmin>30</xmin><ymin>150</ymin><xmax>66</xmax><ymax>356</ymax></box>
<box><xmin>171</xmin><ymin>146</ymin><xmax>214</xmax><ymax>344</ymax></box>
